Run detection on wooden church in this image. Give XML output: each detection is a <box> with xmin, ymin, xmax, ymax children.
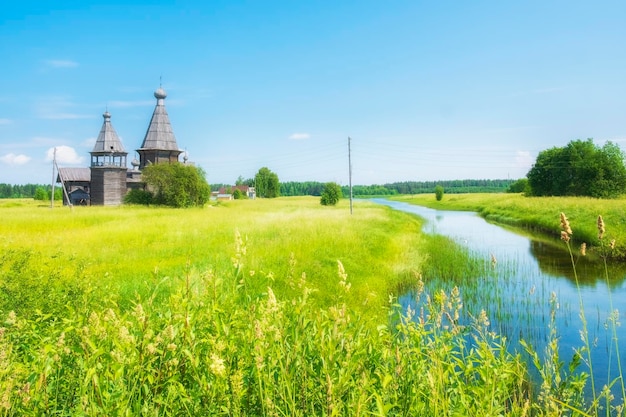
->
<box><xmin>58</xmin><ymin>87</ymin><xmax>183</xmax><ymax>205</ymax></box>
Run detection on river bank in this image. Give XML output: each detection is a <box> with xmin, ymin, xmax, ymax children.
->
<box><xmin>390</xmin><ymin>193</ymin><xmax>626</xmax><ymax>259</ymax></box>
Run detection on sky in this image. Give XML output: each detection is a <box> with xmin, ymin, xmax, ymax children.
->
<box><xmin>1</xmin><ymin>1</ymin><xmax>625</xmax><ymax>186</ymax></box>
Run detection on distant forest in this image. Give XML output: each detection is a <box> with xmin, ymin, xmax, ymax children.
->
<box><xmin>0</xmin><ymin>183</ymin><xmax>48</xmax><ymax>199</ymax></box>
<box><xmin>2</xmin><ymin>179</ymin><xmax>517</xmax><ymax>199</ymax></box>
<box><xmin>280</xmin><ymin>179</ymin><xmax>517</xmax><ymax>197</ymax></box>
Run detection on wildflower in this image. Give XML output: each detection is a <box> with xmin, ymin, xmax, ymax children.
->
<box><xmin>597</xmin><ymin>215</ymin><xmax>605</xmax><ymax>240</ymax></box>
<box><xmin>337</xmin><ymin>260</ymin><xmax>351</xmax><ymax>292</ymax></box>
<box><xmin>560</xmin><ymin>212</ymin><xmax>573</xmax><ymax>235</ymax></box>
<box><xmin>103</xmin><ymin>308</ymin><xmax>118</xmax><ymax>324</ymax></box>
<box><xmin>1</xmin><ymin>384</ymin><xmax>10</xmax><ymax>410</ymax></box>
<box><xmin>477</xmin><ymin>309</ymin><xmax>490</xmax><ymax>328</ymax></box>
<box><xmin>163</xmin><ymin>324</ymin><xmax>176</xmax><ymax>341</ymax></box>
<box><xmin>406</xmin><ymin>305</ymin><xmax>414</xmax><ymax>321</ymax></box>
<box><xmin>19</xmin><ymin>382</ymin><xmax>30</xmax><ymax>405</ymax></box>
<box><xmin>133</xmin><ymin>303</ymin><xmax>146</xmax><ymax>324</ymax></box>
<box><xmin>580</xmin><ymin>242</ymin><xmax>587</xmax><ymax>256</ymax></box>
<box><xmin>5</xmin><ymin>311</ymin><xmax>16</xmax><ymax>326</ymax></box>
<box><xmin>111</xmin><ymin>349</ymin><xmax>125</xmax><ymax>364</ymax></box>
<box><xmin>118</xmin><ymin>326</ymin><xmax>135</xmax><ymax>345</ymax></box>
<box><xmin>210</xmin><ymin>353</ymin><xmax>226</xmax><ymax>377</ymax></box>
<box><xmin>167</xmin><ymin>343</ymin><xmax>177</xmax><ymax>352</ymax></box>
<box><xmin>146</xmin><ymin>343</ymin><xmax>157</xmax><ymax>355</ymax></box>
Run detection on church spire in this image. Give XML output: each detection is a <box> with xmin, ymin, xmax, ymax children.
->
<box><xmin>137</xmin><ymin>86</ymin><xmax>182</xmax><ymax>169</ymax></box>
<box><xmin>92</xmin><ymin>110</ymin><xmax>126</xmax><ymax>154</ymax></box>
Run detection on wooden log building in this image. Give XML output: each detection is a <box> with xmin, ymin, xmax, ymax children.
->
<box><xmin>57</xmin><ymin>87</ymin><xmax>182</xmax><ymax>205</ymax></box>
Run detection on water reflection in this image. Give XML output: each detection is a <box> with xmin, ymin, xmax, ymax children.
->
<box><xmin>530</xmin><ymin>240</ymin><xmax>626</xmax><ymax>286</ymax></box>
<box><xmin>374</xmin><ymin>199</ymin><xmax>626</xmax><ymax>401</ymax></box>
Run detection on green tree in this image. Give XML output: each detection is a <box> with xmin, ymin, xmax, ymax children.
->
<box><xmin>33</xmin><ymin>187</ymin><xmax>48</xmax><ymax>201</ymax></box>
<box><xmin>124</xmin><ymin>189</ymin><xmax>154</xmax><ymax>205</ymax></box>
<box><xmin>140</xmin><ymin>163</ymin><xmax>211</xmax><ymax>207</ymax></box>
<box><xmin>527</xmin><ymin>139</ymin><xmax>626</xmax><ymax>198</ymax></box>
<box><xmin>435</xmin><ymin>185</ymin><xmax>444</xmax><ymax>201</ymax></box>
<box><xmin>320</xmin><ymin>182</ymin><xmax>342</xmax><ymax>206</ymax></box>
<box><xmin>232</xmin><ymin>189</ymin><xmax>247</xmax><ymax>199</ymax></box>
<box><xmin>255</xmin><ymin>167</ymin><xmax>280</xmax><ymax>198</ymax></box>
<box><xmin>506</xmin><ymin>178</ymin><xmax>529</xmax><ymax>194</ymax></box>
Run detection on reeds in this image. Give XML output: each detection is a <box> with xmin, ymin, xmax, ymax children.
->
<box><xmin>0</xmin><ymin>236</ymin><xmax>533</xmax><ymax>416</ymax></box>
<box><xmin>553</xmin><ymin>212</ymin><xmax>626</xmax><ymax>415</ymax></box>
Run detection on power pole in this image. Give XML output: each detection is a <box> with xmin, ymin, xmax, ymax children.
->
<box><xmin>348</xmin><ymin>137</ymin><xmax>353</xmax><ymax>215</ymax></box>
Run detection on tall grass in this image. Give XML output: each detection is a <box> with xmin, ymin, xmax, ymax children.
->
<box><xmin>1</xmin><ymin>231</ymin><xmax>533</xmax><ymax>415</ymax></box>
<box><xmin>0</xmin><ymin>198</ymin><xmax>425</xmax><ymax>317</ymax></box>
<box><xmin>2</xmin><ymin>198</ymin><xmax>624</xmax><ymax>414</ymax></box>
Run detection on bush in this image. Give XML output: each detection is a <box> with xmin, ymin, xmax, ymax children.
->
<box><xmin>435</xmin><ymin>185</ymin><xmax>444</xmax><ymax>201</ymax></box>
<box><xmin>124</xmin><ymin>189</ymin><xmax>154</xmax><ymax>205</ymax></box>
<box><xmin>506</xmin><ymin>178</ymin><xmax>529</xmax><ymax>194</ymax></box>
<box><xmin>527</xmin><ymin>139</ymin><xmax>626</xmax><ymax>198</ymax></box>
<box><xmin>233</xmin><ymin>189</ymin><xmax>247</xmax><ymax>199</ymax></box>
<box><xmin>320</xmin><ymin>182</ymin><xmax>342</xmax><ymax>206</ymax></box>
<box><xmin>142</xmin><ymin>163</ymin><xmax>211</xmax><ymax>207</ymax></box>
<box><xmin>33</xmin><ymin>187</ymin><xmax>48</xmax><ymax>201</ymax></box>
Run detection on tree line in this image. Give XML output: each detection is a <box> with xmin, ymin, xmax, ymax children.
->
<box><xmin>279</xmin><ymin>179</ymin><xmax>515</xmax><ymax>197</ymax></box>
<box><xmin>1</xmin><ymin>178</ymin><xmax>516</xmax><ymax>200</ymax></box>
<box><xmin>0</xmin><ymin>184</ymin><xmax>62</xmax><ymax>200</ymax></box>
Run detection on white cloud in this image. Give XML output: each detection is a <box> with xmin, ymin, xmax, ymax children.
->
<box><xmin>289</xmin><ymin>133</ymin><xmax>311</xmax><ymax>140</ymax></box>
<box><xmin>514</xmin><ymin>151</ymin><xmax>534</xmax><ymax>168</ymax></box>
<box><xmin>45</xmin><ymin>146</ymin><xmax>84</xmax><ymax>165</ymax></box>
<box><xmin>0</xmin><ymin>118</ymin><xmax>12</xmax><ymax>125</ymax></box>
<box><xmin>44</xmin><ymin>59</ymin><xmax>79</xmax><ymax>69</ymax></box>
<box><xmin>0</xmin><ymin>153</ymin><xmax>31</xmax><ymax>166</ymax></box>
<box><xmin>82</xmin><ymin>137</ymin><xmax>97</xmax><ymax>148</ymax></box>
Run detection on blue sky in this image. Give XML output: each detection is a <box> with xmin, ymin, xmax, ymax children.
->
<box><xmin>1</xmin><ymin>1</ymin><xmax>625</xmax><ymax>186</ymax></box>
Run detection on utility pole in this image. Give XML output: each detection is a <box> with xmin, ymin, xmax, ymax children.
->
<box><xmin>348</xmin><ymin>137</ymin><xmax>353</xmax><ymax>215</ymax></box>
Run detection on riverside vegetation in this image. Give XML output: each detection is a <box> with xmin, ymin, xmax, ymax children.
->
<box><xmin>0</xmin><ymin>196</ymin><xmax>623</xmax><ymax>415</ymax></box>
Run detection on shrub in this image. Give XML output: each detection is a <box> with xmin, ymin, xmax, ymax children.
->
<box><xmin>435</xmin><ymin>185</ymin><xmax>444</xmax><ymax>201</ymax></box>
<box><xmin>233</xmin><ymin>189</ymin><xmax>246</xmax><ymax>199</ymax></box>
<box><xmin>124</xmin><ymin>189</ymin><xmax>154</xmax><ymax>205</ymax></box>
<box><xmin>320</xmin><ymin>182</ymin><xmax>342</xmax><ymax>206</ymax></box>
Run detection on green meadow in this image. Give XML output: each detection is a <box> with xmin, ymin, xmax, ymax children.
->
<box><xmin>0</xmin><ymin>197</ymin><xmax>620</xmax><ymax>415</ymax></box>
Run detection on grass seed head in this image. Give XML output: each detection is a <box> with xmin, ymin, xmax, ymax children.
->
<box><xmin>597</xmin><ymin>215</ymin><xmax>605</xmax><ymax>240</ymax></box>
<box><xmin>580</xmin><ymin>242</ymin><xmax>587</xmax><ymax>256</ymax></box>
<box><xmin>560</xmin><ymin>212</ymin><xmax>573</xmax><ymax>236</ymax></box>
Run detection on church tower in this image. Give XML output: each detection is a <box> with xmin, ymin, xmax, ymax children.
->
<box><xmin>90</xmin><ymin>111</ymin><xmax>128</xmax><ymax>205</ymax></box>
<box><xmin>136</xmin><ymin>87</ymin><xmax>182</xmax><ymax>169</ymax></box>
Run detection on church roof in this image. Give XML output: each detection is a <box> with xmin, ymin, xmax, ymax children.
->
<box><xmin>138</xmin><ymin>87</ymin><xmax>180</xmax><ymax>151</ymax></box>
<box><xmin>92</xmin><ymin>111</ymin><xmax>126</xmax><ymax>154</ymax></box>
<box><xmin>57</xmin><ymin>167</ymin><xmax>90</xmax><ymax>182</ymax></box>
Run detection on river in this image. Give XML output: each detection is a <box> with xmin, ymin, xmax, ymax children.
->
<box><xmin>374</xmin><ymin>199</ymin><xmax>626</xmax><ymax>400</ymax></box>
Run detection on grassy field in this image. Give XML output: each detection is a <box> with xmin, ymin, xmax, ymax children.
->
<box><xmin>1</xmin><ymin>197</ymin><xmax>426</xmax><ymax>317</ymax></box>
<box><xmin>0</xmin><ymin>197</ymin><xmax>618</xmax><ymax>415</ymax></box>
<box><xmin>391</xmin><ymin>193</ymin><xmax>626</xmax><ymax>258</ymax></box>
